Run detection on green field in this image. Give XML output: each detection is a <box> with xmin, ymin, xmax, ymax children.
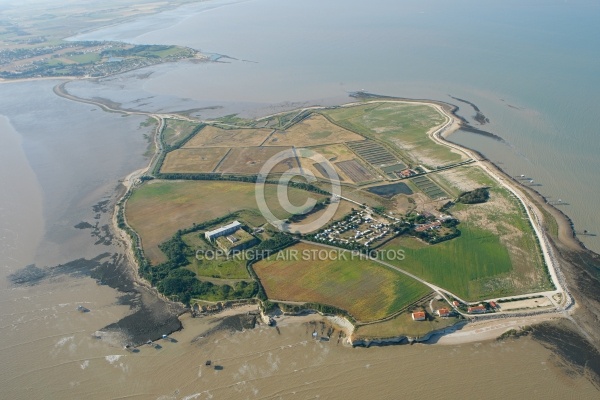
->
<box><xmin>66</xmin><ymin>53</ymin><xmax>102</xmax><ymax>64</ymax></box>
<box><xmin>254</xmin><ymin>242</ymin><xmax>431</xmax><ymax>322</ymax></box>
<box><xmin>322</xmin><ymin>103</ymin><xmax>463</xmax><ymax>167</ymax></box>
<box><xmin>381</xmin><ymin>224</ymin><xmax>514</xmax><ymax>300</ymax></box>
<box><xmin>181</xmin><ymin>232</ymin><xmax>250</xmax><ymax>280</ymax></box>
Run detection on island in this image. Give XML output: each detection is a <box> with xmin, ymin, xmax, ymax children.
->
<box><xmin>0</xmin><ymin>0</ymin><xmax>206</xmax><ymax>80</ymax></box>
<box><xmin>107</xmin><ymin>92</ymin><xmax>571</xmax><ymax>345</ymax></box>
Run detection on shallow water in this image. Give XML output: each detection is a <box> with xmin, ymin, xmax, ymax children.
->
<box><xmin>69</xmin><ymin>0</ymin><xmax>600</xmax><ymax>252</ymax></box>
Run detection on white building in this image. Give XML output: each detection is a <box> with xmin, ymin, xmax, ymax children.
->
<box><xmin>205</xmin><ymin>221</ymin><xmax>242</xmax><ymax>242</ymax></box>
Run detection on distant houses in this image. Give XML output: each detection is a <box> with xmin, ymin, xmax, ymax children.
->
<box><xmin>411</xmin><ymin>311</ymin><xmax>426</xmax><ymax>321</ymax></box>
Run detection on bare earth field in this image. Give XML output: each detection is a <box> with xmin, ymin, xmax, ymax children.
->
<box><xmin>183</xmin><ymin>125</ymin><xmax>272</xmax><ymax>148</ymax></box>
<box><xmin>161</xmin><ymin>147</ymin><xmax>229</xmax><ymax>173</ymax></box>
<box><xmin>264</xmin><ymin>114</ymin><xmax>365</xmax><ymax>147</ymax></box>
<box><xmin>253</xmin><ymin>242</ymin><xmax>431</xmax><ymax>322</ymax></box>
<box><xmin>216</xmin><ymin>146</ymin><xmax>298</xmax><ymax>174</ymax></box>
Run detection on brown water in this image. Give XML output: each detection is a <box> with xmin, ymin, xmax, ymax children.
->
<box><xmin>2</xmin><ymin>309</ymin><xmax>598</xmax><ymax>399</ymax></box>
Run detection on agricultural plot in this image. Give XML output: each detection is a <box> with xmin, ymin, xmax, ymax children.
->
<box><xmin>347</xmin><ymin>140</ymin><xmax>399</xmax><ymax>167</ymax></box>
<box><xmin>161</xmin><ymin>148</ymin><xmax>229</xmax><ymax>173</ymax></box>
<box><xmin>381</xmin><ymin>225</ymin><xmax>514</xmax><ymax>300</ymax></box>
<box><xmin>410</xmin><ymin>176</ymin><xmax>447</xmax><ymax>199</ymax></box>
<box><xmin>264</xmin><ymin>114</ymin><xmax>365</xmax><ymax>147</ymax></box>
<box><xmin>216</xmin><ymin>147</ymin><xmax>298</xmax><ymax>174</ymax></box>
<box><xmin>127</xmin><ymin>181</ymin><xmax>352</xmax><ymax>264</ymax></box>
<box><xmin>323</xmin><ymin>102</ymin><xmax>464</xmax><ymax>167</ymax></box>
<box><xmin>183</xmin><ymin>125</ymin><xmax>271</xmax><ymax>148</ymax></box>
<box><xmin>126</xmin><ymin>180</ymin><xmax>330</xmax><ymax>264</ymax></box>
<box><xmin>297</xmin><ymin>144</ymin><xmax>355</xmax><ymax>182</ymax></box>
<box><xmin>336</xmin><ymin>159</ymin><xmax>379</xmax><ymax>184</ymax></box>
<box><xmin>253</xmin><ymin>242</ymin><xmax>431</xmax><ymax>322</ymax></box>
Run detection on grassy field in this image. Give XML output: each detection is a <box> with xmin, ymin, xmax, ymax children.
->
<box><xmin>323</xmin><ymin>103</ymin><xmax>464</xmax><ymax>167</ymax></box>
<box><xmin>254</xmin><ymin>242</ymin><xmax>431</xmax><ymax>322</ymax></box>
<box><xmin>431</xmin><ymin>165</ymin><xmax>550</xmax><ymax>297</ymax></box>
<box><xmin>161</xmin><ymin>147</ymin><xmax>229</xmax><ymax>173</ymax></box>
<box><xmin>66</xmin><ymin>53</ymin><xmax>102</xmax><ymax>64</ymax></box>
<box><xmin>354</xmin><ymin>311</ymin><xmax>460</xmax><ymax>339</ymax></box>
<box><xmin>127</xmin><ymin>181</ymin><xmax>342</xmax><ymax>264</ymax></box>
<box><xmin>162</xmin><ymin>119</ymin><xmax>200</xmax><ymax>148</ymax></box>
<box><xmin>184</xmin><ymin>126</ymin><xmax>271</xmax><ymax>148</ymax></box>
<box><xmin>181</xmin><ymin>232</ymin><xmax>250</xmax><ymax>280</ymax></box>
<box><xmin>265</xmin><ymin>114</ymin><xmax>365</xmax><ymax>147</ymax></box>
<box><xmin>381</xmin><ymin>224</ymin><xmax>514</xmax><ymax>300</ymax></box>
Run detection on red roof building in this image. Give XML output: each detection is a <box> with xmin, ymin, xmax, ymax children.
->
<box><xmin>412</xmin><ymin>311</ymin><xmax>426</xmax><ymax>321</ymax></box>
<box><xmin>467</xmin><ymin>305</ymin><xmax>487</xmax><ymax>314</ymax></box>
<box><xmin>436</xmin><ymin>308</ymin><xmax>451</xmax><ymax>317</ymax></box>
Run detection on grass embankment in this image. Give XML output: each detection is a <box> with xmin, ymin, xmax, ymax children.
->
<box><xmin>322</xmin><ymin>102</ymin><xmax>462</xmax><ymax>167</ymax></box>
<box><xmin>253</xmin><ymin>242</ymin><xmax>431</xmax><ymax>322</ymax></box>
<box><xmin>126</xmin><ymin>180</ymin><xmax>345</xmax><ymax>264</ymax></box>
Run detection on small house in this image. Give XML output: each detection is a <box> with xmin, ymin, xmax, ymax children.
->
<box><xmin>412</xmin><ymin>311</ymin><xmax>426</xmax><ymax>321</ymax></box>
<box><xmin>436</xmin><ymin>308</ymin><xmax>451</xmax><ymax>317</ymax></box>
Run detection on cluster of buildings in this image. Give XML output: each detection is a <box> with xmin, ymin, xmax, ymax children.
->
<box><xmin>414</xmin><ymin>220</ymin><xmax>442</xmax><ymax>233</ymax></box>
<box><xmin>312</xmin><ymin>210</ymin><xmax>393</xmax><ymax>247</ymax></box>
<box><xmin>411</xmin><ymin>307</ymin><xmax>453</xmax><ymax>321</ymax></box>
